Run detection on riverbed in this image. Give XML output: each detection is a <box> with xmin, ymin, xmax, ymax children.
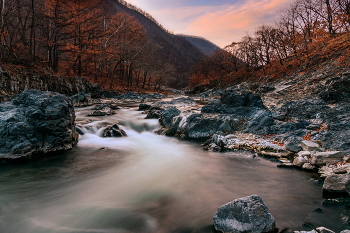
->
<box><xmin>0</xmin><ymin>104</ymin><xmax>348</xmax><ymax>232</ymax></box>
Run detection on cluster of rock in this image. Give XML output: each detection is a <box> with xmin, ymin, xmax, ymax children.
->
<box><xmin>87</xmin><ymin>103</ymin><xmax>120</xmax><ymax>116</ymax></box>
<box><xmin>0</xmin><ymin>90</ymin><xmax>78</xmax><ymax>161</ymax></box>
<box><xmin>142</xmin><ymin>87</ymin><xmax>350</xmax><ymax>197</ymax></box>
<box><xmin>113</xmin><ymin>91</ymin><xmax>166</xmax><ymax>101</ymax></box>
<box><xmin>76</xmin><ymin>120</ymin><xmax>126</xmax><ymax>138</ymax></box>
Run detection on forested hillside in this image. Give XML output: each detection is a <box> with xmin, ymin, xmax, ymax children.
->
<box><xmin>190</xmin><ymin>0</ymin><xmax>350</xmax><ymax>88</ymax></box>
<box><xmin>0</xmin><ymin>0</ymin><xmax>208</xmax><ymax>91</ymax></box>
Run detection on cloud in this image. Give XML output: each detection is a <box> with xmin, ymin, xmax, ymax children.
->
<box><xmin>125</xmin><ymin>0</ymin><xmax>294</xmax><ymax>48</ymax></box>
<box><xmin>182</xmin><ymin>0</ymin><xmax>294</xmax><ymax>47</ymax></box>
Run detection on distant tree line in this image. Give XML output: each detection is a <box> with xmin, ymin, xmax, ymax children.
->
<box><xmin>191</xmin><ymin>0</ymin><xmax>350</xmax><ymax>86</ymax></box>
<box><xmin>0</xmin><ymin>0</ymin><xmax>176</xmax><ymax>90</ymax></box>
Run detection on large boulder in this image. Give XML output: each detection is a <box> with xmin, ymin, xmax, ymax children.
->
<box><xmin>213</xmin><ymin>195</ymin><xmax>276</xmax><ymax>233</ymax></box>
<box><xmin>0</xmin><ymin>89</ymin><xmax>78</xmax><ymax>161</ymax></box>
<box><xmin>310</xmin><ymin>151</ymin><xmax>345</xmax><ymax>167</ymax></box>
<box><xmin>323</xmin><ymin>173</ymin><xmax>350</xmax><ymax>193</ymax></box>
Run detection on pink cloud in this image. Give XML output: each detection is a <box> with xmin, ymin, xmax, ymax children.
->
<box><xmin>181</xmin><ymin>0</ymin><xmax>294</xmax><ymax>47</ymax></box>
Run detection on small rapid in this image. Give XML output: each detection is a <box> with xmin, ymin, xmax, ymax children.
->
<box><xmin>0</xmin><ymin>104</ymin><xmax>348</xmax><ymax>232</ymax></box>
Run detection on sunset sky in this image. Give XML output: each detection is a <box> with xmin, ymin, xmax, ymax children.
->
<box><xmin>126</xmin><ymin>0</ymin><xmax>294</xmax><ymax>48</ymax></box>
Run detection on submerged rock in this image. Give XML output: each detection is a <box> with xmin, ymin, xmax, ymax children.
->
<box><xmin>0</xmin><ymin>89</ymin><xmax>78</xmax><ymax>161</ymax></box>
<box><xmin>102</xmin><ymin>124</ymin><xmax>127</xmax><ymax>137</ymax></box>
<box><xmin>213</xmin><ymin>194</ymin><xmax>276</xmax><ymax>233</ymax></box>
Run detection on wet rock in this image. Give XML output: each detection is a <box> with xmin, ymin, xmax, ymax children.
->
<box><xmin>213</xmin><ymin>194</ymin><xmax>276</xmax><ymax>233</ymax></box>
<box><xmin>301</xmin><ymin>140</ymin><xmax>324</xmax><ymax>152</ymax></box>
<box><xmin>341</xmin><ymin>230</ymin><xmax>350</xmax><ymax>233</ymax></box>
<box><xmin>102</xmin><ymin>124</ymin><xmax>127</xmax><ymax>137</ymax></box>
<box><xmin>316</xmin><ymin>227</ymin><xmax>335</xmax><ymax>233</ymax></box>
<box><xmin>72</xmin><ymin>92</ymin><xmax>92</xmax><ymax>107</ymax></box>
<box><xmin>294</xmin><ymin>230</ymin><xmax>318</xmax><ymax>233</ymax></box>
<box><xmin>0</xmin><ymin>89</ymin><xmax>78</xmax><ymax>161</ymax></box>
<box><xmin>212</xmin><ymin>134</ymin><xmax>228</xmax><ymax>148</ymax></box>
<box><xmin>87</xmin><ymin>109</ymin><xmax>114</xmax><ymax>116</ymax></box>
<box><xmin>160</xmin><ymin>108</ymin><xmax>181</xmax><ymax>127</ymax></box>
<box><xmin>323</xmin><ymin>173</ymin><xmax>350</xmax><ymax>193</ymax></box>
<box><xmin>310</xmin><ymin>151</ymin><xmax>345</xmax><ymax>166</ymax></box>
<box><xmin>302</xmin><ymin>163</ymin><xmax>316</xmax><ymax>171</ymax></box>
<box><xmin>91</xmin><ymin>104</ymin><xmax>120</xmax><ymax>111</ymax></box>
<box><xmin>138</xmin><ymin>103</ymin><xmax>151</xmax><ymax>111</ymax></box>
<box><xmin>293</xmin><ymin>156</ymin><xmax>309</xmax><ymax>167</ymax></box>
<box><xmin>152</xmin><ymin>97</ymin><xmax>196</xmax><ymax>109</ymax></box>
<box><xmin>277</xmin><ymin>163</ymin><xmax>294</xmax><ymax>168</ymax></box>
<box><xmin>146</xmin><ymin>108</ymin><xmax>164</xmax><ymax>119</ymax></box>
<box><xmin>109</xmin><ymin>104</ymin><xmax>120</xmax><ymax>110</ymax></box>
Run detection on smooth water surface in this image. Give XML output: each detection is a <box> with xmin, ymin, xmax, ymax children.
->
<box><xmin>0</xmin><ymin>103</ymin><xmax>348</xmax><ymax>232</ymax></box>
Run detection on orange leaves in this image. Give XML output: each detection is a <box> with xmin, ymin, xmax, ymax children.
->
<box><xmin>303</xmin><ymin>133</ymin><xmax>311</xmax><ymax>141</ymax></box>
<box><xmin>269</xmin><ymin>141</ymin><xmax>285</xmax><ymax>147</ymax></box>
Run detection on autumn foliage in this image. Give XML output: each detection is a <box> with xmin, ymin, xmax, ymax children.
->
<box><xmin>190</xmin><ymin>0</ymin><xmax>350</xmax><ymax>87</ymax></box>
<box><xmin>0</xmin><ymin>0</ymin><xmax>175</xmax><ymax>90</ymax></box>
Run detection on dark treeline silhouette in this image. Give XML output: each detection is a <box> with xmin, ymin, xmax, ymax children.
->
<box><xmin>191</xmin><ymin>0</ymin><xmax>350</xmax><ymax>87</ymax></box>
<box><xmin>0</xmin><ymin>0</ymin><xmax>203</xmax><ymax>90</ymax></box>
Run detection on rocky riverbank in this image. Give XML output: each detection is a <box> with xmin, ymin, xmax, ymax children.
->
<box><xmin>134</xmin><ymin>77</ymin><xmax>350</xmax><ymax>232</ymax></box>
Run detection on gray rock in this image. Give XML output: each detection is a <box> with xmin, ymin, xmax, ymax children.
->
<box><xmin>285</xmin><ymin>140</ymin><xmax>302</xmax><ymax>153</ymax></box>
<box><xmin>319</xmin><ymin>166</ymin><xmax>335</xmax><ymax>179</ymax></box>
<box><xmin>213</xmin><ymin>194</ymin><xmax>276</xmax><ymax>233</ymax></box>
<box><xmin>294</xmin><ymin>230</ymin><xmax>318</xmax><ymax>233</ymax></box>
<box><xmin>334</xmin><ymin>163</ymin><xmax>350</xmax><ymax>173</ymax></box>
<box><xmin>87</xmin><ymin>109</ymin><xmax>113</xmax><ymax>116</ymax></box>
<box><xmin>316</xmin><ymin>227</ymin><xmax>335</xmax><ymax>233</ymax></box>
<box><xmin>301</xmin><ymin>140</ymin><xmax>324</xmax><ymax>152</ymax></box>
<box><xmin>310</xmin><ymin>151</ymin><xmax>345</xmax><ymax>166</ymax></box>
<box><xmin>160</xmin><ymin>108</ymin><xmax>181</xmax><ymax>127</ymax></box>
<box><xmin>293</xmin><ymin>156</ymin><xmax>309</xmax><ymax>167</ymax></box>
<box><xmin>102</xmin><ymin>124</ymin><xmax>127</xmax><ymax>137</ymax></box>
<box><xmin>294</xmin><ymin>230</ymin><xmax>317</xmax><ymax>233</ymax></box>
<box><xmin>212</xmin><ymin>134</ymin><xmax>228</xmax><ymax>147</ymax></box>
<box><xmin>138</xmin><ymin>103</ymin><xmax>151</xmax><ymax>111</ymax></box>
<box><xmin>0</xmin><ymin>89</ymin><xmax>78</xmax><ymax>161</ymax></box>
<box><xmin>298</xmin><ymin>151</ymin><xmax>311</xmax><ymax>157</ymax></box>
<box><xmin>340</xmin><ymin>230</ymin><xmax>350</xmax><ymax>233</ymax></box>
<box><xmin>323</xmin><ymin>173</ymin><xmax>350</xmax><ymax>193</ymax></box>
<box><xmin>302</xmin><ymin>163</ymin><xmax>316</xmax><ymax>170</ymax></box>
<box><xmin>306</xmin><ymin>123</ymin><xmax>322</xmax><ymax>130</ymax></box>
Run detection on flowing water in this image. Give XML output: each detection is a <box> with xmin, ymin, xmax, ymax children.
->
<box><xmin>0</xmin><ymin>102</ymin><xmax>348</xmax><ymax>233</ymax></box>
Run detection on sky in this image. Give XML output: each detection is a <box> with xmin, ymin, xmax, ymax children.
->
<box><xmin>125</xmin><ymin>0</ymin><xmax>295</xmax><ymax>48</ymax></box>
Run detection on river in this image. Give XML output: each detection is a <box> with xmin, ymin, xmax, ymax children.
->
<box><xmin>0</xmin><ymin>103</ymin><xmax>348</xmax><ymax>232</ymax></box>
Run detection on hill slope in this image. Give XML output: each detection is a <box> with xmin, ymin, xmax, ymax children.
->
<box><xmin>104</xmin><ymin>0</ymin><xmax>205</xmax><ymax>82</ymax></box>
<box><xmin>178</xmin><ymin>34</ymin><xmax>221</xmax><ymax>56</ymax></box>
